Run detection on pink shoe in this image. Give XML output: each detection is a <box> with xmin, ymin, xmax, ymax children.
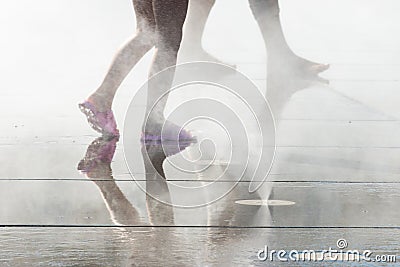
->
<box><xmin>79</xmin><ymin>100</ymin><xmax>119</xmax><ymax>136</ymax></box>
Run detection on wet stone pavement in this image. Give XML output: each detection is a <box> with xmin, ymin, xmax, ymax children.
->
<box><xmin>1</xmin><ymin>0</ymin><xmax>400</xmax><ymax>266</ymax></box>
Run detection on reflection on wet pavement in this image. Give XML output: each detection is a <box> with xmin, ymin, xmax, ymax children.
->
<box><xmin>2</xmin><ymin>0</ymin><xmax>400</xmax><ymax>265</ymax></box>
<box><xmin>1</xmin><ymin>59</ymin><xmax>399</xmax><ymax>265</ymax></box>
<box><xmin>0</xmin><ymin>227</ymin><xmax>399</xmax><ymax>266</ymax></box>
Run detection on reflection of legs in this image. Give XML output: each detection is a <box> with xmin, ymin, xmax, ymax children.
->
<box><xmin>92</xmin><ymin>179</ymin><xmax>142</xmax><ymax>225</ymax></box>
<box><xmin>78</xmin><ymin>137</ymin><xmax>141</xmax><ymax>225</ymax></box>
<box><xmin>248</xmin><ymin>0</ymin><xmax>328</xmax><ymax>73</ymax></box>
<box><xmin>87</xmin><ymin>0</ymin><xmax>156</xmax><ymax>112</ymax></box>
<box><xmin>142</xmin><ymin>145</ymin><xmax>174</xmax><ymax>225</ymax></box>
<box><xmin>79</xmin><ymin>138</ymin><xmax>176</xmax><ymax>226</ymax></box>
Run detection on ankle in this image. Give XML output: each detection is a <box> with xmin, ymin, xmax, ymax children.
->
<box><xmin>88</xmin><ymin>93</ymin><xmax>113</xmax><ymax>111</ymax></box>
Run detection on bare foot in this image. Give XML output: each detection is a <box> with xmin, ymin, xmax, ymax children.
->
<box><xmin>269</xmin><ymin>53</ymin><xmax>329</xmax><ymax>84</ymax></box>
<box><xmin>87</xmin><ymin>92</ymin><xmax>112</xmax><ymax>112</ymax></box>
<box><xmin>292</xmin><ymin>56</ymin><xmax>330</xmax><ymax>75</ymax></box>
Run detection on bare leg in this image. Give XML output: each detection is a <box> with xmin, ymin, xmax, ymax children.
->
<box><xmin>78</xmin><ymin>137</ymin><xmax>142</xmax><ymax>225</ymax></box>
<box><xmin>179</xmin><ymin>0</ymin><xmax>234</xmax><ymax>66</ymax></box>
<box><xmin>144</xmin><ymin>0</ymin><xmax>189</xmax><ymax>134</ymax></box>
<box><xmin>142</xmin><ymin>145</ymin><xmax>175</xmax><ymax>225</ymax></box>
<box><xmin>87</xmin><ymin>0</ymin><xmax>156</xmax><ymax>112</ymax></box>
<box><xmin>248</xmin><ymin>0</ymin><xmax>329</xmax><ymax>74</ymax></box>
<box><xmin>182</xmin><ymin>0</ymin><xmax>215</xmax><ymax>49</ymax></box>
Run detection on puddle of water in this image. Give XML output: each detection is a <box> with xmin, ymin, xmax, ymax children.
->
<box><xmin>235</xmin><ymin>199</ymin><xmax>295</xmax><ymax>206</ymax></box>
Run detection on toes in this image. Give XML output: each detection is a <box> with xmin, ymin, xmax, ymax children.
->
<box><xmin>309</xmin><ymin>64</ymin><xmax>330</xmax><ymax>73</ymax></box>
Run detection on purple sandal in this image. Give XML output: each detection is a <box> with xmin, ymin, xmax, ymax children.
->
<box><xmin>140</xmin><ymin>121</ymin><xmax>196</xmax><ymax>142</ymax></box>
<box><xmin>140</xmin><ymin>121</ymin><xmax>196</xmax><ymax>156</ymax></box>
<box><xmin>79</xmin><ymin>100</ymin><xmax>119</xmax><ymax>136</ymax></box>
<box><xmin>141</xmin><ymin>133</ymin><xmax>195</xmax><ymax>157</ymax></box>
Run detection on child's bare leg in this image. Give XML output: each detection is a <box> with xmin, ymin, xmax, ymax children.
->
<box><xmin>88</xmin><ymin>32</ymin><xmax>154</xmax><ymax>111</ymax></box>
<box><xmin>142</xmin><ymin>145</ymin><xmax>175</xmax><ymax>225</ymax></box>
<box><xmin>88</xmin><ymin>0</ymin><xmax>156</xmax><ymax>112</ymax></box>
<box><xmin>144</xmin><ymin>0</ymin><xmax>190</xmax><ymax>139</ymax></box>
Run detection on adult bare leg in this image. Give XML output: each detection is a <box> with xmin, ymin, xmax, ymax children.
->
<box><xmin>248</xmin><ymin>0</ymin><xmax>329</xmax><ymax>75</ymax></box>
<box><xmin>80</xmin><ymin>0</ymin><xmax>157</xmax><ymax>136</ymax></box>
<box><xmin>87</xmin><ymin>0</ymin><xmax>157</xmax><ymax>112</ymax></box>
<box><xmin>180</xmin><ymin>0</ymin><xmax>234</xmax><ymax>66</ymax></box>
<box><xmin>143</xmin><ymin>0</ymin><xmax>192</xmax><ymax>141</ymax></box>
